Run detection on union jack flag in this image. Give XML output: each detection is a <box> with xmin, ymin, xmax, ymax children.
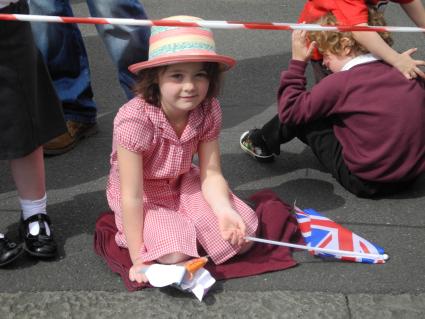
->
<box><xmin>293</xmin><ymin>207</ymin><xmax>386</xmax><ymax>264</ymax></box>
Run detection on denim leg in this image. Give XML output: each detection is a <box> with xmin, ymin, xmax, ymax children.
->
<box><xmin>87</xmin><ymin>0</ymin><xmax>150</xmax><ymax>100</ymax></box>
<box><xmin>29</xmin><ymin>0</ymin><xmax>97</xmax><ymax>123</ymax></box>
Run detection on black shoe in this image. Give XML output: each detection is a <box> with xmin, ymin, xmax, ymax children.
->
<box><xmin>0</xmin><ymin>236</ymin><xmax>23</xmax><ymax>267</ymax></box>
<box><xmin>20</xmin><ymin>214</ymin><xmax>57</xmax><ymax>258</ymax></box>
<box><xmin>240</xmin><ymin>129</ymin><xmax>274</xmax><ymax>163</ymax></box>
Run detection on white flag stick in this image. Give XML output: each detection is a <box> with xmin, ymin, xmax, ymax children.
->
<box><xmin>245</xmin><ymin>236</ymin><xmax>389</xmax><ymax>261</ymax></box>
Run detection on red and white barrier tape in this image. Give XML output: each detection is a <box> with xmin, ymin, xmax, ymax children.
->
<box><xmin>1</xmin><ymin>14</ymin><xmax>425</xmax><ymax>32</ymax></box>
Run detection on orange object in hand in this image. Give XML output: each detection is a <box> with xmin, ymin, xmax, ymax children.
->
<box><xmin>184</xmin><ymin>256</ymin><xmax>208</xmax><ymax>280</ymax></box>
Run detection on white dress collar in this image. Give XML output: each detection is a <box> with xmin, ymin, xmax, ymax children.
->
<box><xmin>341</xmin><ymin>54</ymin><xmax>381</xmax><ymax>71</ymax></box>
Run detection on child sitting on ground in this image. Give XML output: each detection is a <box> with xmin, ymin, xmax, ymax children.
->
<box><xmin>246</xmin><ymin>12</ymin><xmax>425</xmax><ymax>197</ymax></box>
<box><xmin>240</xmin><ymin>0</ymin><xmax>425</xmax><ymax>164</ymax></box>
<box><xmin>106</xmin><ymin>16</ymin><xmax>258</xmax><ymax>284</ymax></box>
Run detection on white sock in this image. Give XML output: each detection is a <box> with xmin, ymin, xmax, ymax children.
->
<box><xmin>0</xmin><ymin>233</ymin><xmax>4</xmax><ymax>239</ymax></box>
<box><xmin>19</xmin><ymin>194</ymin><xmax>51</xmax><ymax>236</ymax></box>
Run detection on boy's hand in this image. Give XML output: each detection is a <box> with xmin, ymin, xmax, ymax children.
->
<box><xmin>292</xmin><ymin>29</ymin><xmax>316</xmax><ymax>62</ymax></box>
<box><xmin>217</xmin><ymin>209</ymin><xmax>247</xmax><ymax>246</ymax></box>
<box><xmin>394</xmin><ymin>48</ymin><xmax>425</xmax><ymax>80</ymax></box>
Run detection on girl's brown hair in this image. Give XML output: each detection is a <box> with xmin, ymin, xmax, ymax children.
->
<box><xmin>308</xmin><ymin>7</ymin><xmax>393</xmax><ymax>56</ymax></box>
<box><xmin>133</xmin><ymin>62</ymin><xmax>222</xmax><ymax>107</ymax></box>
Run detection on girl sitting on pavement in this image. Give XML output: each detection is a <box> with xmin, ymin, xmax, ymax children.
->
<box><xmin>106</xmin><ymin>16</ymin><xmax>258</xmax><ymax>284</ymax></box>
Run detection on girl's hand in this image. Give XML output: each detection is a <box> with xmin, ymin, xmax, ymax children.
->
<box><xmin>129</xmin><ymin>258</ymin><xmax>151</xmax><ymax>284</ymax></box>
<box><xmin>394</xmin><ymin>48</ymin><xmax>425</xmax><ymax>80</ymax></box>
<box><xmin>217</xmin><ymin>209</ymin><xmax>247</xmax><ymax>246</ymax></box>
<box><xmin>292</xmin><ymin>29</ymin><xmax>316</xmax><ymax>62</ymax></box>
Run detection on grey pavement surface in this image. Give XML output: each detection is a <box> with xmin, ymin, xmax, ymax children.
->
<box><xmin>1</xmin><ymin>0</ymin><xmax>424</xmax><ymax>318</ymax></box>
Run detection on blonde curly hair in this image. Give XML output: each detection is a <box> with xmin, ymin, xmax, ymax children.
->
<box><xmin>308</xmin><ymin>8</ymin><xmax>393</xmax><ymax>56</ymax></box>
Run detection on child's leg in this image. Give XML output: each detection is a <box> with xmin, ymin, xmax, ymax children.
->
<box><xmin>157</xmin><ymin>252</ymin><xmax>191</xmax><ymax>264</ymax></box>
<box><xmin>240</xmin><ymin>115</ymin><xmax>296</xmax><ymax>161</ymax></box>
<box><xmin>260</xmin><ymin>114</ymin><xmax>297</xmax><ymax>155</ymax></box>
<box><xmin>9</xmin><ymin>146</ymin><xmax>57</xmax><ymax>257</ymax></box>
<box><xmin>296</xmin><ymin>119</ymin><xmax>380</xmax><ymax>197</ymax></box>
<box><xmin>10</xmin><ymin>147</ymin><xmax>45</xmax><ymax>200</ymax></box>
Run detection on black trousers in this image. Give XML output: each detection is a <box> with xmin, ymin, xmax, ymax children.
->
<box><xmin>260</xmin><ymin>114</ymin><xmax>409</xmax><ymax>198</ymax></box>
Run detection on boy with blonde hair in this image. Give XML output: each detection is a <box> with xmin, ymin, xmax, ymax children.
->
<box><xmin>243</xmin><ymin>12</ymin><xmax>425</xmax><ymax>197</ymax></box>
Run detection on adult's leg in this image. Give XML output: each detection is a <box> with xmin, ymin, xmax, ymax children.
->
<box><xmin>29</xmin><ymin>0</ymin><xmax>97</xmax><ymax>123</ymax></box>
<box><xmin>87</xmin><ymin>0</ymin><xmax>150</xmax><ymax>99</ymax></box>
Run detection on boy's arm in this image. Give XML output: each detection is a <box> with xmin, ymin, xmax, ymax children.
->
<box><xmin>353</xmin><ymin>24</ymin><xmax>425</xmax><ymax>79</ymax></box>
<box><xmin>400</xmin><ymin>0</ymin><xmax>425</xmax><ymax>29</ymax></box>
<box><xmin>278</xmin><ymin>60</ymin><xmax>343</xmax><ymax>124</ymax></box>
<box><xmin>278</xmin><ymin>30</ymin><xmax>342</xmax><ymax>124</ymax></box>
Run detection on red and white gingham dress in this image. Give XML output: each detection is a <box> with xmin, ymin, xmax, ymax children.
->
<box><xmin>106</xmin><ymin>97</ymin><xmax>258</xmax><ymax>265</ymax></box>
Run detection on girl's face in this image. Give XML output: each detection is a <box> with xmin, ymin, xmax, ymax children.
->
<box><xmin>322</xmin><ymin>51</ymin><xmax>352</xmax><ymax>73</ymax></box>
<box><xmin>158</xmin><ymin>62</ymin><xmax>210</xmax><ymax>117</ymax></box>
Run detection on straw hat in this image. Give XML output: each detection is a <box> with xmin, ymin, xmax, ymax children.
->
<box><xmin>128</xmin><ymin>16</ymin><xmax>236</xmax><ymax>74</ymax></box>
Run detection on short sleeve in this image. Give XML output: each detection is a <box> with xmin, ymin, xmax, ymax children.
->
<box><xmin>113</xmin><ymin>99</ymin><xmax>154</xmax><ymax>153</ymax></box>
<box><xmin>199</xmin><ymin>98</ymin><xmax>222</xmax><ymax>142</ymax></box>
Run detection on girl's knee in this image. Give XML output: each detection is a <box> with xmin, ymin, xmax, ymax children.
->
<box><xmin>157</xmin><ymin>252</ymin><xmax>190</xmax><ymax>264</ymax></box>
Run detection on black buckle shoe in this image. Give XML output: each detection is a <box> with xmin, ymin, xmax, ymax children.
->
<box><xmin>0</xmin><ymin>236</ymin><xmax>23</xmax><ymax>267</ymax></box>
<box><xmin>20</xmin><ymin>214</ymin><xmax>57</xmax><ymax>258</ymax></box>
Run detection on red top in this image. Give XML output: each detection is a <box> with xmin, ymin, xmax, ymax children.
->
<box><xmin>298</xmin><ymin>0</ymin><xmax>414</xmax><ymax>24</ymax></box>
<box><xmin>298</xmin><ymin>0</ymin><xmax>415</xmax><ymax>59</ymax></box>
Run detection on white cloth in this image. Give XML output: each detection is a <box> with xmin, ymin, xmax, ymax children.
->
<box><xmin>141</xmin><ymin>264</ymin><xmax>216</xmax><ymax>301</ymax></box>
<box><xmin>179</xmin><ymin>268</ymin><xmax>216</xmax><ymax>301</ymax></box>
<box><xmin>142</xmin><ymin>264</ymin><xmax>186</xmax><ymax>287</ymax></box>
<box><xmin>0</xmin><ymin>0</ymin><xmax>19</xmax><ymax>9</ymax></box>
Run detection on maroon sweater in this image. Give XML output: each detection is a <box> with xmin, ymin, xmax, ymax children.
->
<box><xmin>278</xmin><ymin>59</ymin><xmax>425</xmax><ymax>182</ymax></box>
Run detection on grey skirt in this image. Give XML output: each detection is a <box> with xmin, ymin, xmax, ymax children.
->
<box><xmin>0</xmin><ymin>0</ymin><xmax>66</xmax><ymax>159</ymax></box>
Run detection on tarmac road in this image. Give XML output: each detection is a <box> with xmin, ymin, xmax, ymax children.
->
<box><xmin>0</xmin><ymin>1</ymin><xmax>424</xmax><ymax>318</ymax></box>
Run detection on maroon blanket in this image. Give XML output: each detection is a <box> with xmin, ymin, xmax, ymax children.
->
<box><xmin>94</xmin><ymin>189</ymin><xmax>302</xmax><ymax>291</ymax></box>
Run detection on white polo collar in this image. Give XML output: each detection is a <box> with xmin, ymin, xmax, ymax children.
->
<box><xmin>341</xmin><ymin>54</ymin><xmax>381</xmax><ymax>71</ymax></box>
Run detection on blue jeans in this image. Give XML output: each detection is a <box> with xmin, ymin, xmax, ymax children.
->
<box><xmin>29</xmin><ymin>0</ymin><xmax>150</xmax><ymax>123</ymax></box>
